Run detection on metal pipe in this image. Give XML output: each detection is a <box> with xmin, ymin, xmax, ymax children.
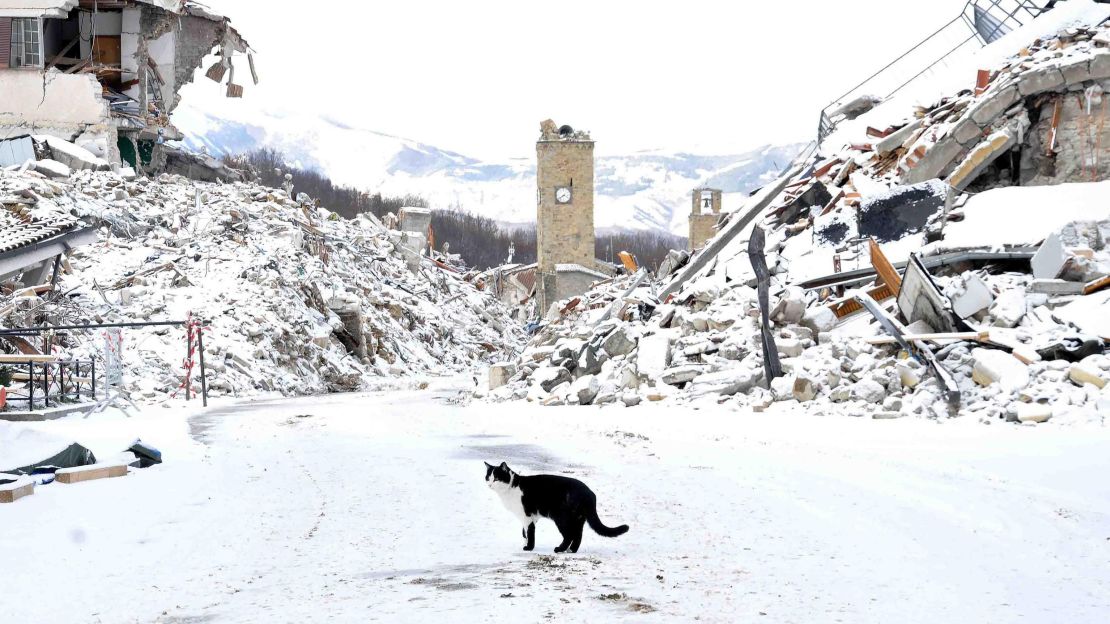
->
<box><xmin>0</xmin><ymin>320</ymin><xmax>190</xmax><ymax>335</ymax></box>
<box><xmin>197</xmin><ymin>326</ymin><xmax>208</xmax><ymax>407</ymax></box>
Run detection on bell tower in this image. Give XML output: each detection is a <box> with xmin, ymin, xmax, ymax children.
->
<box><xmin>536</xmin><ymin>119</ymin><xmax>595</xmax><ymax>309</ymax></box>
<box><xmin>689</xmin><ymin>187</ymin><xmax>722</xmax><ymax>251</ymax></box>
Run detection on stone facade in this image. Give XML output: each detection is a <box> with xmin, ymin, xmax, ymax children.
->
<box><xmin>536</xmin><ymin>120</ymin><xmax>595</xmax><ymax>309</ymax></box>
<box><xmin>689</xmin><ymin>188</ymin><xmax>722</xmax><ymax>251</ymax></box>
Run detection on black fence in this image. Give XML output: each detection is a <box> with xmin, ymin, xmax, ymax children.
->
<box><xmin>2</xmin><ymin>359</ymin><xmax>97</xmax><ymax>410</ymax></box>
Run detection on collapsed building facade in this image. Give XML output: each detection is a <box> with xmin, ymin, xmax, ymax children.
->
<box><xmin>0</xmin><ymin>0</ymin><xmax>252</xmax><ymax>173</ymax></box>
<box><xmin>488</xmin><ymin>1</ymin><xmax>1110</xmax><ymax>425</ymax></box>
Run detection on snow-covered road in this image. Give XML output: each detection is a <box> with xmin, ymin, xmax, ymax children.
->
<box><xmin>4</xmin><ymin>383</ymin><xmax>1110</xmax><ymax>623</ymax></box>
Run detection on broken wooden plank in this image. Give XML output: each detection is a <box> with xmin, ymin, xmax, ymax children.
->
<box><xmin>618</xmin><ymin>251</ymin><xmax>638</xmax><ymax>273</ymax></box>
<box><xmin>248</xmin><ymin>53</ymin><xmax>259</xmax><ymax>85</ymax></box>
<box><xmin>55</xmin><ymin>463</ymin><xmax>127</xmax><ymax>484</ymax></box>
<box><xmin>0</xmin><ymin>477</ymin><xmax>34</xmax><ymax>503</ymax></box>
<box><xmin>869</xmin><ymin>238</ymin><xmax>903</xmax><ymax>291</ymax></box>
<box><xmin>46</xmin><ymin>37</ymin><xmax>80</xmax><ymax>70</ymax></box>
<box><xmin>830</xmin><ymin>283</ymin><xmax>894</xmax><ymax>319</ymax></box>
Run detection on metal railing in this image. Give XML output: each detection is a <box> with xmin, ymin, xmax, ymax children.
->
<box><xmin>1</xmin><ymin>359</ymin><xmax>97</xmax><ymax>410</ymax></box>
<box><xmin>817</xmin><ymin>0</ymin><xmax>1055</xmax><ymax>143</ymax></box>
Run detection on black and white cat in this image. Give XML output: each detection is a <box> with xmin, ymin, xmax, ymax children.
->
<box><xmin>484</xmin><ymin>461</ymin><xmax>629</xmax><ymax>553</ymax></box>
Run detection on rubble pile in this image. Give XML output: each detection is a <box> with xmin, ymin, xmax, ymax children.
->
<box><xmin>488</xmin><ymin>12</ymin><xmax>1110</xmax><ymax>425</ymax></box>
<box><xmin>0</xmin><ymin>165</ymin><xmax>523</xmax><ymax>400</ymax></box>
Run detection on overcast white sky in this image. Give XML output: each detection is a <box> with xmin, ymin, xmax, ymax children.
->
<box><xmin>187</xmin><ymin>0</ymin><xmax>970</xmax><ymax>161</ymax></box>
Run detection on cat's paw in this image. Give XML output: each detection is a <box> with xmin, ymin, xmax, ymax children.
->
<box><xmin>522</xmin><ymin>545</ymin><xmax>534</xmax><ymax>551</ymax></box>
<box><xmin>553</xmin><ymin>546</ymin><xmax>567</xmax><ymax>553</ymax></box>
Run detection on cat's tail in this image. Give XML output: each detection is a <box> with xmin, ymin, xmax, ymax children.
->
<box><xmin>587</xmin><ymin>508</ymin><xmax>629</xmax><ymax>538</ymax></box>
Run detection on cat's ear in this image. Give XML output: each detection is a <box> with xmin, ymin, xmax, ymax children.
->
<box><xmin>500</xmin><ymin>462</ymin><xmax>510</xmax><ymax>470</ymax></box>
<box><xmin>484</xmin><ymin>461</ymin><xmax>493</xmax><ymax>468</ymax></box>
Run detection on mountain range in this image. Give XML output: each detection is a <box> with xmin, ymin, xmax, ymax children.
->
<box><xmin>172</xmin><ymin>103</ymin><xmax>804</xmax><ymax>236</ymax></box>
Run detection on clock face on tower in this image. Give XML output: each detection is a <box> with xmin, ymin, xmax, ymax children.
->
<box><xmin>555</xmin><ymin>187</ymin><xmax>572</xmax><ymax>204</ymax></box>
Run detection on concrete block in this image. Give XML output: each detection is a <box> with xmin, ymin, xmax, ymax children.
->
<box><xmin>661</xmin><ymin>364</ymin><xmax>706</xmax><ymax>386</ymax></box>
<box><xmin>970</xmin><ymin>85</ymin><xmax>1019</xmax><ymax>126</ymax></box>
<box><xmin>971</xmin><ymin>348</ymin><xmax>1029</xmax><ymax>392</ymax></box>
<box><xmin>637</xmin><ymin>334</ymin><xmax>671</xmax><ymax>380</ymax></box>
<box><xmin>902</xmin><ymin>137</ymin><xmax>964</xmax><ymax>185</ymax></box>
<box><xmin>792</xmin><ymin>376</ymin><xmax>817</xmax><ymax>402</ymax></box>
<box><xmin>1017</xmin><ymin>67</ymin><xmax>1065</xmax><ymax>97</ymax></box>
<box><xmin>951</xmin><ymin>274</ymin><xmax>994</xmax><ymax>318</ymax></box>
<box><xmin>55</xmin><ymin>463</ymin><xmax>127</xmax><ymax>484</ymax></box>
<box><xmin>1029</xmin><ymin>279</ymin><xmax>1086</xmax><ymax>295</ymax></box>
<box><xmin>688</xmin><ymin>367</ymin><xmax>762</xmax><ymax>396</ymax></box>
<box><xmin>570</xmin><ymin>374</ymin><xmax>600</xmax><ymax>405</ymax></box>
<box><xmin>489</xmin><ymin>362</ymin><xmax>516</xmax><ymax>390</ymax></box>
<box><xmin>1032</xmin><ymin>233</ymin><xmax>1068</xmax><ymax>280</ymax></box>
<box><xmin>1016</xmin><ymin>404</ymin><xmax>1052</xmax><ymax>424</ymax></box>
<box><xmin>0</xmin><ymin>476</ymin><xmax>34</xmax><ymax>503</ymax></box>
<box><xmin>1069</xmin><ymin>364</ymin><xmax>1107</xmax><ymax>389</ymax></box>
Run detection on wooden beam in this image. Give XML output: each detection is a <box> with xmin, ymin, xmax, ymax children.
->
<box><xmin>55</xmin><ymin>463</ymin><xmax>127</xmax><ymax>484</ymax></box>
<box><xmin>1083</xmin><ymin>274</ymin><xmax>1110</xmax><ymax>295</ymax></box>
<box><xmin>46</xmin><ymin>37</ymin><xmax>80</xmax><ymax>70</ymax></box>
<box><xmin>867</xmin><ymin>331</ymin><xmax>990</xmax><ymax>345</ymax></box>
<box><xmin>0</xmin><ymin>479</ymin><xmax>34</xmax><ymax>504</ymax></box>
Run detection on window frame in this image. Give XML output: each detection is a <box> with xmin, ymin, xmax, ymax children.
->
<box><xmin>9</xmin><ymin>17</ymin><xmax>43</xmax><ymax>68</ymax></box>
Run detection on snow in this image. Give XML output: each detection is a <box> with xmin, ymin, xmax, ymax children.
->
<box><xmin>3</xmin><ymin>384</ymin><xmax>1110</xmax><ymax>622</ymax></box>
<box><xmin>943</xmin><ymin>180</ymin><xmax>1110</xmax><ymax>249</ymax></box>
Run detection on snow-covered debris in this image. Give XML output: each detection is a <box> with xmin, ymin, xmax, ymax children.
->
<box><xmin>488</xmin><ymin>10</ymin><xmax>1110</xmax><ymax>426</ymax></box>
<box><xmin>0</xmin><ymin>165</ymin><xmax>524</xmax><ymax>401</ymax></box>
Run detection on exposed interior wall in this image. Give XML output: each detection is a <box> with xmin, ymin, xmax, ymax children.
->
<box><xmin>170</xmin><ymin>13</ymin><xmax>223</xmax><ymax>112</ymax></box>
<box><xmin>1021</xmin><ymin>91</ymin><xmax>1110</xmax><ymax>186</ymax></box>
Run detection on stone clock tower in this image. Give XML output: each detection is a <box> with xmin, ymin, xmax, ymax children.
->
<box><xmin>536</xmin><ymin>119</ymin><xmax>595</xmax><ymax>309</ymax></box>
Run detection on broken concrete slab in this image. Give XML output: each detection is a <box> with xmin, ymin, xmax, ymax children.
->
<box><xmin>1017</xmin><ymin>66</ymin><xmax>1066</xmax><ymax>97</ymax></box>
<box><xmin>688</xmin><ymin>367</ymin><xmax>762</xmax><ymax>397</ymax></box>
<box><xmin>1029</xmin><ymin>279</ymin><xmax>1086</xmax><ymax>295</ymax></box>
<box><xmin>875</xmin><ymin>119</ymin><xmax>923</xmax><ymax>154</ymax></box>
<box><xmin>901</xmin><ymin>137</ymin><xmax>964</xmax><ymax>185</ymax></box>
<box><xmin>1032</xmin><ymin>233</ymin><xmax>1068</xmax><ymax>279</ymax></box>
<box><xmin>661</xmin><ymin>364</ymin><xmax>706</xmax><ymax>386</ymax></box>
<box><xmin>55</xmin><ymin>462</ymin><xmax>128</xmax><ymax>484</ymax></box>
<box><xmin>970</xmin><ymin>85</ymin><xmax>1020</xmax><ymax>126</ymax></box>
<box><xmin>32</xmin><ymin>159</ymin><xmax>72</xmax><ymax>179</ymax></box>
<box><xmin>489</xmin><ymin>362</ymin><xmax>517</xmax><ymax>390</ymax></box>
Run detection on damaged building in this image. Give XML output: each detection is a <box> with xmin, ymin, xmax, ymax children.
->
<box><xmin>0</xmin><ymin>0</ymin><xmax>254</xmax><ymax>174</ymax></box>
